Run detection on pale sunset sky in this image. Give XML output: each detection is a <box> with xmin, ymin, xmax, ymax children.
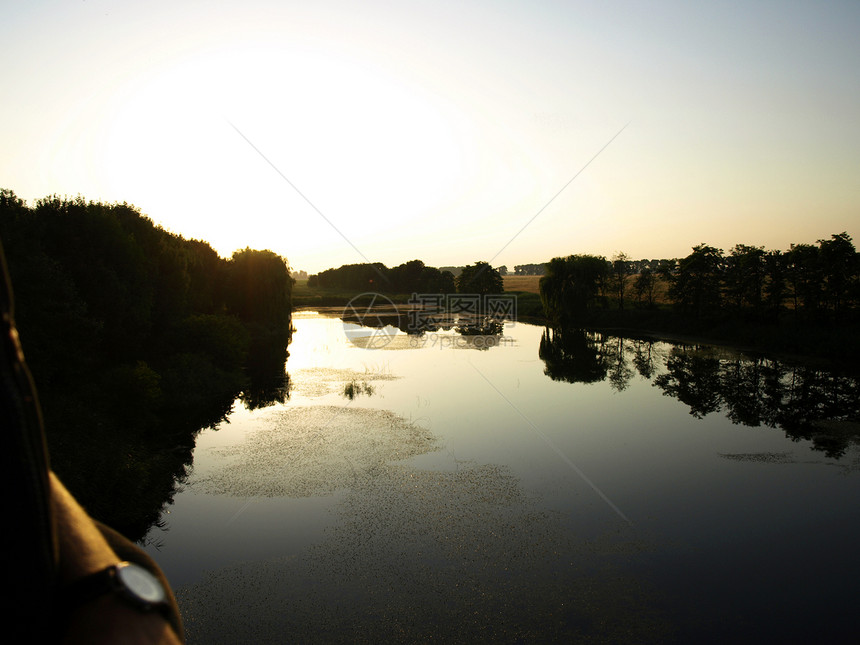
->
<box><xmin>2</xmin><ymin>0</ymin><xmax>858</xmax><ymax>273</ymax></box>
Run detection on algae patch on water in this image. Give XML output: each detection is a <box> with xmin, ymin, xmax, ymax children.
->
<box><xmin>192</xmin><ymin>406</ymin><xmax>438</xmax><ymax>498</ymax></box>
<box><xmin>178</xmin><ymin>460</ymin><xmax>669</xmax><ymax>644</ymax></box>
<box><xmin>718</xmin><ymin>452</ymin><xmax>796</xmax><ymax>464</ymax></box>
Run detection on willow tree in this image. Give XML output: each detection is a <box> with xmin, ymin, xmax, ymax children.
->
<box><xmin>539</xmin><ymin>254</ymin><xmax>607</xmax><ymax>325</ymax></box>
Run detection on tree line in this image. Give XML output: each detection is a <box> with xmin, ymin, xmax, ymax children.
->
<box><xmin>0</xmin><ymin>189</ymin><xmax>293</xmax><ymax>536</ymax></box>
<box><xmin>540</xmin><ymin>233</ymin><xmax>859</xmax><ymax>324</ymax></box>
<box><xmin>514</xmin><ymin>263</ymin><xmax>546</xmax><ymax>276</ymax></box>
<box><xmin>308</xmin><ymin>259</ymin><xmax>505</xmax><ymax>295</ymax></box>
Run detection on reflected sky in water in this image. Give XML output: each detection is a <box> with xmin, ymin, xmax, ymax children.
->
<box><xmin>146</xmin><ymin>311</ymin><xmax>859</xmax><ymax>643</ymax></box>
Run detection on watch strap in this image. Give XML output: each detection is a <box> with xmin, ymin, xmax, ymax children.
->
<box><xmin>64</xmin><ymin>561</ymin><xmax>170</xmax><ymax>616</ymax></box>
<box><xmin>65</xmin><ymin>564</ymin><xmax>117</xmax><ymax>607</ymax></box>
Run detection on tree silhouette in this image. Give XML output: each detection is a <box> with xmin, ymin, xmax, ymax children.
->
<box><xmin>310</xmin><ymin>260</ymin><xmax>455</xmax><ymax>295</ymax></box>
<box><xmin>818</xmin><ymin>232</ymin><xmax>857</xmax><ymax>316</ymax></box>
<box><xmin>539</xmin><ymin>254</ymin><xmax>607</xmax><ymax>325</ymax></box>
<box><xmin>724</xmin><ymin>244</ymin><xmax>765</xmax><ymax>315</ymax></box>
<box><xmin>456</xmin><ymin>261</ymin><xmax>503</xmax><ymax>295</ymax></box>
<box><xmin>633</xmin><ymin>268</ymin><xmax>656</xmax><ymax>308</ymax></box>
<box><xmin>0</xmin><ymin>191</ymin><xmax>296</xmax><ymax>537</ymax></box>
<box><xmin>763</xmin><ymin>250</ymin><xmax>787</xmax><ymax>316</ymax></box>
<box><xmin>785</xmin><ymin>243</ymin><xmax>821</xmax><ymax>315</ymax></box>
<box><xmin>225</xmin><ymin>248</ymin><xmax>292</xmax><ymax>332</ymax></box>
<box><xmin>667</xmin><ymin>244</ymin><xmax>724</xmax><ymax>318</ymax></box>
<box><xmin>610</xmin><ymin>252</ymin><xmax>631</xmax><ymax>311</ymax></box>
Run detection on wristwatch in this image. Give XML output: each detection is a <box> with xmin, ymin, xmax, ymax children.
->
<box><xmin>65</xmin><ymin>561</ymin><xmax>170</xmax><ymax>615</ymax></box>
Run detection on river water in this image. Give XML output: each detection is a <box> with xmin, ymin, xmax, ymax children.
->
<box><xmin>144</xmin><ymin>309</ymin><xmax>860</xmax><ymax>643</ymax></box>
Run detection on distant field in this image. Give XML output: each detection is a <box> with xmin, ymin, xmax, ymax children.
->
<box><xmin>296</xmin><ymin>275</ymin><xmax>546</xmax><ymax>296</ymax></box>
<box><xmin>503</xmin><ymin>275</ymin><xmax>542</xmax><ymax>293</ymax></box>
<box><xmin>296</xmin><ymin>273</ymin><xmax>670</xmax><ymax>305</ymax></box>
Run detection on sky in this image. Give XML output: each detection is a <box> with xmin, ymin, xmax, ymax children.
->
<box><xmin>2</xmin><ymin>0</ymin><xmax>858</xmax><ymax>274</ymax></box>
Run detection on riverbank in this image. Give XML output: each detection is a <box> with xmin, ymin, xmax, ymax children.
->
<box><xmin>568</xmin><ymin>307</ymin><xmax>860</xmax><ymax>368</ymax></box>
<box><xmin>293</xmin><ymin>279</ymin><xmax>544</xmax><ymax>315</ymax></box>
<box><xmin>294</xmin><ymin>279</ymin><xmax>858</xmax><ymax>366</ymax></box>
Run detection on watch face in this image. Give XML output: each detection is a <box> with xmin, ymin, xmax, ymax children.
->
<box><xmin>116</xmin><ymin>563</ymin><xmax>167</xmax><ymax>606</ymax></box>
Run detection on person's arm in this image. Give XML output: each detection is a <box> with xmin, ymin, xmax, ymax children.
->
<box><xmin>51</xmin><ymin>472</ymin><xmax>182</xmax><ymax>645</ymax></box>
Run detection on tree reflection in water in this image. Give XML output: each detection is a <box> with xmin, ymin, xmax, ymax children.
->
<box><xmin>539</xmin><ymin>327</ymin><xmax>609</xmax><ymax>384</ymax></box>
<box><xmin>239</xmin><ymin>337</ymin><xmax>291</xmax><ymax>411</ymax></box>
<box><xmin>539</xmin><ymin>326</ymin><xmax>860</xmax><ymax>458</ymax></box>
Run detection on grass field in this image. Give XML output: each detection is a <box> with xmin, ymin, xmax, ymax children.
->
<box><xmin>504</xmin><ymin>274</ymin><xmax>674</xmax><ymax>305</ymax></box>
<box><xmin>296</xmin><ymin>276</ymin><xmax>544</xmax><ymax>295</ymax></box>
<box><xmin>295</xmin><ymin>274</ymin><xmax>670</xmax><ymax>305</ymax></box>
<box><xmin>502</xmin><ymin>275</ymin><xmax>542</xmax><ymax>293</ymax></box>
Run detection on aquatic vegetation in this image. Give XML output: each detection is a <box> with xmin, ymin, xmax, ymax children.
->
<box><xmin>192</xmin><ymin>406</ymin><xmax>437</xmax><ymax>498</ymax></box>
<box><xmin>342</xmin><ymin>379</ymin><xmax>375</xmax><ymax>400</ymax></box>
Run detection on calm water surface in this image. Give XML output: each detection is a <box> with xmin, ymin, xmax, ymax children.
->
<box><xmin>145</xmin><ymin>310</ymin><xmax>860</xmax><ymax>643</ymax></box>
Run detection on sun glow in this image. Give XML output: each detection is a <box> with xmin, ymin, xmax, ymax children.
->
<box><xmin>5</xmin><ymin>1</ymin><xmax>858</xmax><ymax>272</ymax></box>
<box><xmin>92</xmin><ymin>43</ymin><xmax>487</xmax><ymax>266</ymax></box>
